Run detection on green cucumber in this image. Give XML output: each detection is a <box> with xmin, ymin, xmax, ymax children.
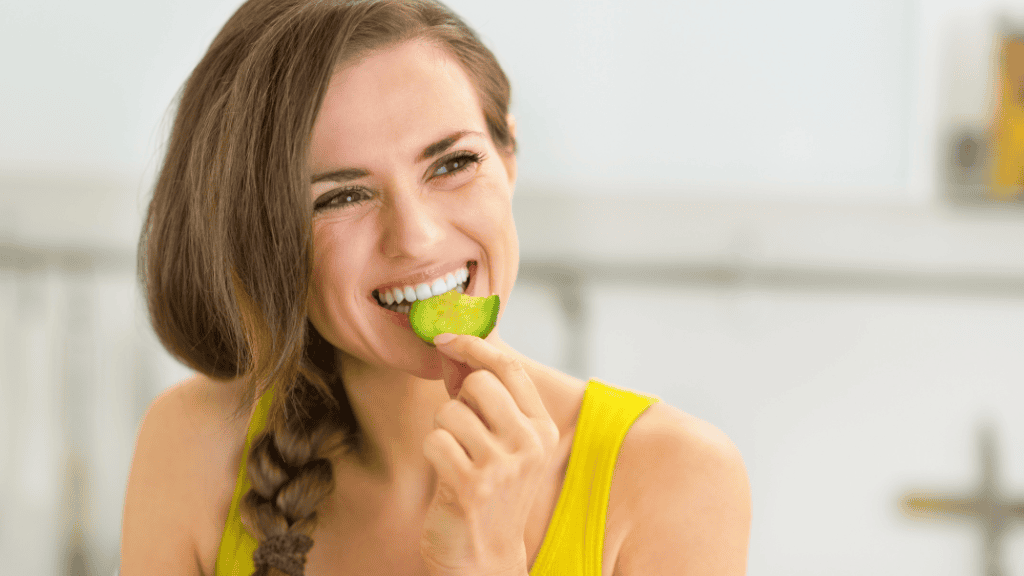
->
<box><xmin>408</xmin><ymin>290</ymin><xmax>500</xmax><ymax>345</ymax></box>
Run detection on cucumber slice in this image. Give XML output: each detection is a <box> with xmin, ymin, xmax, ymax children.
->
<box><xmin>408</xmin><ymin>290</ymin><xmax>500</xmax><ymax>345</ymax></box>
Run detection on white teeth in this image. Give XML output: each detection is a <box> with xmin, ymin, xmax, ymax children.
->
<box><xmin>375</xmin><ymin>264</ymin><xmax>472</xmax><ymax>306</ymax></box>
<box><xmin>415</xmin><ymin>283</ymin><xmax>433</xmax><ymax>301</ymax></box>
<box><xmin>456</xmin><ymin>284</ymin><xmax>464</xmax><ymax>293</ymax></box>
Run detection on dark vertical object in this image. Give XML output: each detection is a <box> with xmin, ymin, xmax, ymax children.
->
<box><xmin>62</xmin><ymin>455</ymin><xmax>92</xmax><ymax>576</ymax></box>
<box><xmin>899</xmin><ymin>423</ymin><xmax>1024</xmax><ymax>576</ymax></box>
<box><xmin>978</xmin><ymin>426</ymin><xmax>1004</xmax><ymax>576</ymax></box>
<box><xmin>61</xmin><ymin>271</ymin><xmax>94</xmax><ymax>576</ymax></box>
<box><xmin>550</xmin><ymin>268</ymin><xmax>587</xmax><ymax>380</ymax></box>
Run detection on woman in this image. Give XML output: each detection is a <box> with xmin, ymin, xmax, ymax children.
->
<box><xmin>120</xmin><ymin>1</ymin><xmax>751</xmax><ymax>575</ymax></box>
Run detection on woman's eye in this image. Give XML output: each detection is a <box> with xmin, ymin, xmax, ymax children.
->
<box><xmin>314</xmin><ymin>188</ymin><xmax>371</xmax><ymax>212</ymax></box>
<box><xmin>434</xmin><ymin>152</ymin><xmax>482</xmax><ymax>179</ymax></box>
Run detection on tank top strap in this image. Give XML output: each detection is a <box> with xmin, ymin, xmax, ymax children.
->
<box><xmin>215</xmin><ymin>387</ymin><xmax>274</xmax><ymax>575</ymax></box>
<box><xmin>528</xmin><ymin>378</ymin><xmax>660</xmax><ymax>576</ymax></box>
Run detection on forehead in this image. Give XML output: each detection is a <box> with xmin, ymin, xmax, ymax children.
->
<box><xmin>310</xmin><ymin>39</ymin><xmax>487</xmax><ymax>168</ymax></box>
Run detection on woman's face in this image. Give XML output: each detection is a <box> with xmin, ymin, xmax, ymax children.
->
<box><xmin>306</xmin><ymin>39</ymin><xmax>518</xmax><ymax>379</ymax></box>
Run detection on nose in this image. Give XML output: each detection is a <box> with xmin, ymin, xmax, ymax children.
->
<box><xmin>379</xmin><ymin>188</ymin><xmax>445</xmax><ymax>259</ymax></box>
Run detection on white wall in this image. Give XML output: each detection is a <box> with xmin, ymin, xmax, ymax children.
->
<box><xmin>3</xmin><ymin>0</ymin><xmax>919</xmax><ymax>202</ymax></box>
<box><xmin>463</xmin><ymin>0</ymin><xmax>916</xmax><ymax>201</ymax></box>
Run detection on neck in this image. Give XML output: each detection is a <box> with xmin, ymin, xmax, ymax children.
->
<box><xmin>333</xmin><ymin>332</ymin><xmax>541</xmax><ymax>489</ymax></box>
<box><xmin>337</xmin><ymin>351</ymin><xmax>448</xmax><ymax>487</ymax></box>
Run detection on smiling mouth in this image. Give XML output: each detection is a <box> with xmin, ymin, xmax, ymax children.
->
<box><xmin>372</xmin><ymin>261</ymin><xmax>475</xmax><ymax>314</ymax></box>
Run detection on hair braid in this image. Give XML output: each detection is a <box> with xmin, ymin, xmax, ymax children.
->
<box><xmin>241</xmin><ymin>360</ymin><xmax>351</xmax><ymax>576</ymax></box>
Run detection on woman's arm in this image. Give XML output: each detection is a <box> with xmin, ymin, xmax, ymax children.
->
<box><xmin>613</xmin><ymin>403</ymin><xmax>752</xmax><ymax>576</ymax></box>
<box><xmin>120</xmin><ymin>382</ymin><xmax>206</xmax><ymax>575</ymax></box>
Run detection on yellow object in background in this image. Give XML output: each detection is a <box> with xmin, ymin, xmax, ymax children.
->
<box><xmin>991</xmin><ymin>33</ymin><xmax>1024</xmax><ymax>200</ymax></box>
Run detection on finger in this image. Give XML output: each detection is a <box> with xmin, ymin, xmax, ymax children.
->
<box><xmin>458</xmin><ymin>372</ymin><xmax>530</xmax><ymax>449</ymax></box>
<box><xmin>438</xmin><ymin>347</ymin><xmax>526</xmax><ymax>451</ymax></box>
<box><xmin>435</xmin><ymin>334</ymin><xmax>546</xmax><ymax>419</ymax></box>
<box><xmin>434</xmin><ymin>399</ymin><xmax>499</xmax><ymax>463</ymax></box>
<box><xmin>422</xmin><ymin>427</ymin><xmax>473</xmax><ymax>502</ymax></box>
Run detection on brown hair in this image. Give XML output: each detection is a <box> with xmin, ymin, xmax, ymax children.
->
<box><xmin>136</xmin><ymin>0</ymin><xmax>517</xmax><ymax>573</ymax></box>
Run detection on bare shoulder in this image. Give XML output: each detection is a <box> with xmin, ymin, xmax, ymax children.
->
<box><xmin>121</xmin><ymin>373</ymin><xmax>251</xmax><ymax>576</ymax></box>
<box><xmin>612</xmin><ymin>402</ymin><xmax>751</xmax><ymax>576</ymax></box>
<box><xmin>621</xmin><ymin>402</ymin><xmax>747</xmax><ymax>485</ymax></box>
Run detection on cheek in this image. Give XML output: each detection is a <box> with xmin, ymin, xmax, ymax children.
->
<box><xmin>307</xmin><ymin>262</ymin><xmax>331</xmax><ymax>321</ymax></box>
<box><xmin>309</xmin><ymin>245</ymin><xmax>330</xmax><ymax>294</ymax></box>
<box><xmin>309</xmin><ymin>230</ymin><xmax>347</xmax><ymax>303</ymax></box>
<box><xmin>307</xmin><ymin>256</ymin><xmax>345</xmax><ymax>343</ymax></box>
<box><xmin>459</xmin><ymin>182</ymin><xmax>512</xmax><ymax>224</ymax></box>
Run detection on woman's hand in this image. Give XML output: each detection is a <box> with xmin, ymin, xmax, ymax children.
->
<box><xmin>420</xmin><ymin>333</ymin><xmax>560</xmax><ymax>576</ymax></box>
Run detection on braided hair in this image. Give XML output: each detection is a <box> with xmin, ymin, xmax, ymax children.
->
<box><xmin>240</xmin><ymin>323</ymin><xmax>354</xmax><ymax>576</ymax></box>
<box><xmin>138</xmin><ymin>1</ymin><xmax>517</xmax><ymax>574</ymax></box>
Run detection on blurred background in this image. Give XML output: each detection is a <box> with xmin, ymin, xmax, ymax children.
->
<box><xmin>3</xmin><ymin>0</ymin><xmax>1024</xmax><ymax>574</ymax></box>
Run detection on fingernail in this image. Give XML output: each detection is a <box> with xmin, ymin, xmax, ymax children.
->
<box><xmin>433</xmin><ymin>333</ymin><xmax>457</xmax><ymax>346</ymax></box>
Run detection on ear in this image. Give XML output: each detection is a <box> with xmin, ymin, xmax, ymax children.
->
<box><xmin>503</xmin><ymin>112</ymin><xmax>517</xmax><ymax>190</ymax></box>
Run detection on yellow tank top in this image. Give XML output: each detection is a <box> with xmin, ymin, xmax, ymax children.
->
<box><xmin>215</xmin><ymin>378</ymin><xmax>660</xmax><ymax>576</ymax></box>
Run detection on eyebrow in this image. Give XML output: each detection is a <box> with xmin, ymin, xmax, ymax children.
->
<box><xmin>311</xmin><ymin>129</ymin><xmax>484</xmax><ymax>184</ymax></box>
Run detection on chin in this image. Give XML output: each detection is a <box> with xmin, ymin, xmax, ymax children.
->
<box><xmin>376</xmin><ymin>345</ymin><xmax>447</xmax><ymax>380</ymax></box>
<box><xmin>407</xmin><ymin>356</ymin><xmax>446</xmax><ymax>381</ymax></box>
